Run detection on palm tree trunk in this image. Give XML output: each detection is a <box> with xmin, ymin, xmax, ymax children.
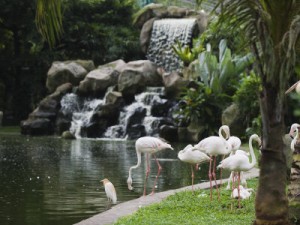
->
<box><xmin>254</xmin><ymin>86</ymin><xmax>290</xmax><ymax>225</ymax></box>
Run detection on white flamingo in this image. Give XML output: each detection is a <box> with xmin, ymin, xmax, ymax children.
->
<box><xmin>217</xmin><ymin>134</ymin><xmax>261</xmax><ymax>208</ymax></box>
<box><xmin>127</xmin><ymin>136</ymin><xmax>173</xmax><ymax>196</ymax></box>
<box><xmin>231</xmin><ymin>185</ymin><xmax>253</xmax><ymax>200</ymax></box>
<box><xmin>289</xmin><ymin>123</ymin><xmax>300</xmax><ymax>152</ymax></box>
<box><xmin>226</xmin><ymin>136</ymin><xmax>243</xmax><ymax>190</ymax></box>
<box><xmin>226</xmin><ymin>150</ymin><xmax>249</xmax><ymax>190</ymax></box>
<box><xmin>193</xmin><ymin>125</ymin><xmax>231</xmax><ymax>200</ymax></box>
<box><xmin>178</xmin><ymin>144</ymin><xmax>211</xmax><ymax>193</ymax></box>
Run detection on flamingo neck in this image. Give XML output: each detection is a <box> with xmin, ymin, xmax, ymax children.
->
<box><xmin>128</xmin><ymin>149</ymin><xmax>142</xmax><ymax>176</ymax></box>
<box><xmin>249</xmin><ymin>136</ymin><xmax>257</xmax><ymax>168</ymax></box>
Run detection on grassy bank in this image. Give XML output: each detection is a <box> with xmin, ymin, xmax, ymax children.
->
<box><xmin>114</xmin><ymin>178</ymin><xmax>258</xmax><ymax>225</ymax></box>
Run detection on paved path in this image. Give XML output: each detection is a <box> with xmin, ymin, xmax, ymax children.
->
<box><xmin>74</xmin><ymin>168</ymin><xmax>259</xmax><ymax>225</ymax></box>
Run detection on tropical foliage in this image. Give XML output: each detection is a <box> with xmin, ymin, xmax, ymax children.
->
<box><xmin>196</xmin><ymin>39</ymin><xmax>254</xmax><ymax>94</ymax></box>
<box><xmin>215</xmin><ymin>0</ymin><xmax>300</xmax><ymax>224</ymax></box>
<box><xmin>0</xmin><ymin>0</ymin><xmax>141</xmax><ymax>124</ymax></box>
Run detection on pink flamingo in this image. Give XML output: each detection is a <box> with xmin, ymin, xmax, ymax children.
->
<box><xmin>217</xmin><ymin>134</ymin><xmax>261</xmax><ymax>208</ymax></box>
<box><xmin>127</xmin><ymin>136</ymin><xmax>173</xmax><ymax>196</ymax></box>
<box><xmin>193</xmin><ymin>125</ymin><xmax>231</xmax><ymax>200</ymax></box>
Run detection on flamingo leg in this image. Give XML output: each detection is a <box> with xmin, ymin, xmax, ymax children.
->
<box><xmin>212</xmin><ymin>156</ymin><xmax>220</xmax><ymax>200</ymax></box>
<box><xmin>238</xmin><ymin>172</ymin><xmax>241</xmax><ymax>208</ymax></box>
<box><xmin>150</xmin><ymin>154</ymin><xmax>161</xmax><ymax>195</ymax></box>
<box><xmin>208</xmin><ymin>156</ymin><xmax>213</xmax><ymax>200</ymax></box>
<box><xmin>219</xmin><ymin>155</ymin><xmax>225</xmax><ymax>186</ymax></box>
<box><xmin>191</xmin><ymin>165</ymin><xmax>195</xmax><ymax>193</ymax></box>
<box><xmin>143</xmin><ymin>153</ymin><xmax>151</xmax><ymax>196</ymax></box>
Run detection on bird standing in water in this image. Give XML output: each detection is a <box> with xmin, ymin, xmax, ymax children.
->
<box><xmin>100</xmin><ymin>178</ymin><xmax>117</xmax><ymax>204</ymax></box>
<box><xmin>127</xmin><ymin>136</ymin><xmax>173</xmax><ymax>196</ymax></box>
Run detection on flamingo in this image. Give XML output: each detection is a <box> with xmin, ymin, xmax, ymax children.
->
<box><xmin>289</xmin><ymin>123</ymin><xmax>300</xmax><ymax>152</ymax></box>
<box><xmin>127</xmin><ymin>136</ymin><xmax>174</xmax><ymax>196</ymax></box>
<box><xmin>178</xmin><ymin>144</ymin><xmax>211</xmax><ymax>193</ymax></box>
<box><xmin>231</xmin><ymin>185</ymin><xmax>253</xmax><ymax>200</ymax></box>
<box><xmin>226</xmin><ymin>150</ymin><xmax>250</xmax><ymax>190</ymax></box>
<box><xmin>226</xmin><ymin>136</ymin><xmax>243</xmax><ymax>190</ymax></box>
<box><xmin>193</xmin><ymin>125</ymin><xmax>231</xmax><ymax>200</ymax></box>
<box><xmin>100</xmin><ymin>178</ymin><xmax>117</xmax><ymax>204</ymax></box>
<box><xmin>217</xmin><ymin>134</ymin><xmax>261</xmax><ymax>208</ymax></box>
<box><xmin>285</xmin><ymin>80</ymin><xmax>300</xmax><ymax>94</ymax></box>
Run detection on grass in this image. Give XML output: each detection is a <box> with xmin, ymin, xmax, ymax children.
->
<box><xmin>0</xmin><ymin>125</ymin><xmax>20</xmax><ymax>134</ymax></box>
<box><xmin>114</xmin><ymin>178</ymin><xmax>258</xmax><ymax>225</ymax></box>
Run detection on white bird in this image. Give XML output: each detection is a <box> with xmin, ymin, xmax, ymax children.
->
<box><xmin>100</xmin><ymin>178</ymin><xmax>117</xmax><ymax>204</ymax></box>
<box><xmin>289</xmin><ymin>123</ymin><xmax>300</xmax><ymax>152</ymax></box>
<box><xmin>217</xmin><ymin>134</ymin><xmax>261</xmax><ymax>207</ymax></box>
<box><xmin>226</xmin><ymin>150</ymin><xmax>249</xmax><ymax>190</ymax></box>
<box><xmin>227</xmin><ymin>136</ymin><xmax>242</xmax><ymax>154</ymax></box>
<box><xmin>231</xmin><ymin>185</ymin><xmax>253</xmax><ymax>200</ymax></box>
<box><xmin>178</xmin><ymin>144</ymin><xmax>211</xmax><ymax>193</ymax></box>
<box><xmin>127</xmin><ymin>136</ymin><xmax>174</xmax><ymax>196</ymax></box>
<box><xmin>285</xmin><ymin>80</ymin><xmax>300</xmax><ymax>94</ymax></box>
<box><xmin>193</xmin><ymin>125</ymin><xmax>231</xmax><ymax>200</ymax></box>
<box><xmin>223</xmin><ymin>135</ymin><xmax>242</xmax><ymax>188</ymax></box>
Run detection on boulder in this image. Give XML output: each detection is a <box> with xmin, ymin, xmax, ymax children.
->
<box><xmin>20</xmin><ymin>83</ymin><xmax>73</xmax><ymax>135</ymax></box>
<box><xmin>159</xmin><ymin>125</ymin><xmax>178</xmax><ymax>142</ymax></box>
<box><xmin>46</xmin><ymin>61</ymin><xmax>88</xmax><ymax>93</ymax></box>
<box><xmin>222</xmin><ymin>103</ymin><xmax>245</xmax><ymax>136</ymax></box>
<box><xmin>140</xmin><ymin>18</ymin><xmax>157</xmax><ymax>54</ymax></box>
<box><xmin>118</xmin><ymin>60</ymin><xmax>162</xmax><ymax>98</ymax></box>
<box><xmin>161</xmin><ymin>70</ymin><xmax>189</xmax><ymax>97</ymax></box>
<box><xmin>133</xmin><ymin>3</ymin><xmax>167</xmax><ymax>28</ymax></box>
<box><xmin>78</xmin><ymin>59</ymin><xmax>125</xmax><ymax>97</ymax></box>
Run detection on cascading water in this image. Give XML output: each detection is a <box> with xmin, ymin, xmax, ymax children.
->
<box><xmin>60</xmin><ymin>93</ymin><xmax>103</xmax><ymax>138</ymax></box>
<box><xmin>104</xmin><ymin>87</ymin><xmax>167</xmax><ymax>139</ymax></box>
<box><xmin>146</xmin><ymin>18</ymin><xmax>197</xmax><ymax>72</ymax></box>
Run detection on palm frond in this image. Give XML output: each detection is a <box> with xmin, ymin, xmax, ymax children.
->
<box><xmin>35</xmin><ymin>0</ymin><xmax>63</xmax><ymax>49</ymax></box>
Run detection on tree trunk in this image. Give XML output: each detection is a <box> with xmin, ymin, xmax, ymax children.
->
<box><xmin>254</xmin><ymin>86</ymin><xmax>290</xmax><ymax>225</ymax></box>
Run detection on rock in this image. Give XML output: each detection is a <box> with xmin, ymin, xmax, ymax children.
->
<box><xmin>20</xmin><ymin>118</ymin><xmax>53</xmax><ymax>135</ymax></box>
<box><xmin>140</xmin><ymin>18</ymin><xmax>157</xmax><ymax>54</ymax></box>
<box><xmin>78</xmin><ymin>60</ymin><xmax>125</xmax><ymax>97</ymax></box>
<box><xmin>118</xmin><ymin>60</ymin><xmax>162</xmax><ymax>98</ymax></box>
<box><xmin>20</xmin><ymin>83</ymin><xmax>73</xmax><ymax>135</ymax></box>
<box><xmin>62</xmin><ymin>131</ymin><xmax>75</xmax><ymax>139</ymax></box>
<box><xmin>133</xmin><ymin>3</ymin><xmax>167</xmax><ymax>28</ymax></box>
<box><xmin>222</xmin><ymin>103</ymin><xmax>245</xmax><ymax>136</ymax></box>
<box><xmin>161</xmin><ymin>70</ymin><xmax>189</xmax><ymax>97</ymax></box>
<box><xmin>46</xmin><ymin>61</ymin><xmax>88</xmax><ymax>93</ymax></box>
<box><xmin>159</xmin><ymin>125</ymin><xmax>178</xmax><ymax>142</ymax></box>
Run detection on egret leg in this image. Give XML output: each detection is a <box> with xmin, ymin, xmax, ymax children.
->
<box><xmin>143</xmin><ymin>154</ymin><xmax>151</xmax><ymax>196</ymax></box>
<box><xmin>212</xmin><ymin>156</ymin><xmax>220</xmax><ymax>200</ymax></box>
<box><xmin>150</xmin><ymin>154</ymin><xmax>161</xmax><ymax>195</ymax></box>
<box><xmin>208</xmin><ymin>156</ymin><xmax>213</xmax><ymax>200</ymax></box>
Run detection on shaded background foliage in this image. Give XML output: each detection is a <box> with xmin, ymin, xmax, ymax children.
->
<box><xmin>0</xmin><ymin>0</ymin><xmax>142</xmax><ymax>125</ymax></box>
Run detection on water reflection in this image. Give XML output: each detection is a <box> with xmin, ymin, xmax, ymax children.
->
<box><xmin>0</xmin><ymin>134</ymin><xmax>214</xmax><ymax>225</ymax></box>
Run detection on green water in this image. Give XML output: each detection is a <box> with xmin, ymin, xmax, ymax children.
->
<box><xmin>0</xmin><ymin>133</ymin><xmax>212</xmax><ymax>225</ymax></box>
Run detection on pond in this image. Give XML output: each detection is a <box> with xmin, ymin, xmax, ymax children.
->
<box><xmin>0</xmin><ymin>133</ymin><xmax>213</xmax><ymax>225</ymax></box>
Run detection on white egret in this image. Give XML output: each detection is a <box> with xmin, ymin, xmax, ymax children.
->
<box><xmin>100</xmin><ymin>178</ymin><xmax>117</xmax><ymax>204</ymax></box>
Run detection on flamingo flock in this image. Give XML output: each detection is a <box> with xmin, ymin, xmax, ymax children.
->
<box><xmin>123</xmin><ymin>125</ymin><xmax>262</xmax><ymax>208</ymax></box>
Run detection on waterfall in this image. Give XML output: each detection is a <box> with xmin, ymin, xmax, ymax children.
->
<box><xmin>60</xmin><ymin>93</ymin><xmax>104</xmax><ymax>138</ymax></box>
<box><xmin>104</xmin><ymin>87</ymin><xmax>167</xmax><ymax>139</ymax></box>
<box><xmin>146</xmin><ymin>18</ymin><xmax>197</xmax><ymax>72</ymax></box>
